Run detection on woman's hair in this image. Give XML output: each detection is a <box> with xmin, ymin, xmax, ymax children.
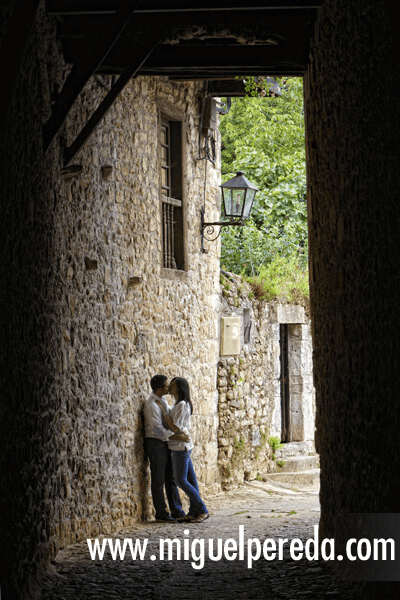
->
<box><xmin>171</xmin><ymin>377</ymin><xmax>193</xmax><ymax>414</ymax></box>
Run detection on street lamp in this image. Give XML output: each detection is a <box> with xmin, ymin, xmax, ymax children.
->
<box><xmin>201</xmin><ymin>171</ymin><xmax>259</xmax><ymax>253</ymax></box>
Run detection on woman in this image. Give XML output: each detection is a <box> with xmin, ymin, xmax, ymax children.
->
<box><xmin>156</xmin><ymin>377</ymin><xmax>209</xmax><ymax>523</ymax></box>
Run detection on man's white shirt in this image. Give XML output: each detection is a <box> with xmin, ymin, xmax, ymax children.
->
<box><xmin>144</xmin><ymin>392</ymin><xmax>174</xmax><ymax>442</ymax></box>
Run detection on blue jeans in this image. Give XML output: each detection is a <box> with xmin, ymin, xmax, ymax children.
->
<box><xmin>144</xmin><ymin>438</ymin><xmax>185</xmax><ymax>519</ymax></box>
<box><xmin>170</xmin><ymin>449</ymin><xmax>208</xmax><ymax>517</ymax></box>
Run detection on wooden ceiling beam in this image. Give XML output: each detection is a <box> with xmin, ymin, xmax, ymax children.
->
<box><xmin>178</xmin><ymin>78</ymin><xmax>283</xmax><ymax>96</ymax></box>
<box><xmin>137</xmin><ymin>66</ymin><xmax>305</xmax><ymax>77</ymax></box>
<box><xmin>43</xmin><ymin>0</ymin><xmax>142</xmax><ymax>153</ymax></box>
<box><xmin>66</xmin><ymin>38</ymin><xmax>300</xmax><ymax>64</ymax></box>
<box><xmin>94</xmin><ymin>36</ymin><xmax>307</xmax><ymax>75</ymax></box>
<box><xmin>47</xmin><ymin>0</ymin><xmax>324</xmax><ymax>16</ymax></box>
<box><xmin>43</xmin><ymin>2</ymin><xmax>313</xmax><ymax>153</ymax></box>
<box><xmin>108</xmin><ymin>39</ymin><xmax>305</xmax><ymax>64</ymax></box>
<box><xmin>55</xmin><ymin>10</ymin><xmax>311</xmax><ymax>57</ymax></box>
<box><xmin>63</xmin><ymin>27</ymin><xmax>165</xmax><ymax>166</ymax></box>
<box><xmin>55</xmin><ymin>8</ymin><xmax>310</xmax><ymax>32</ymax></box>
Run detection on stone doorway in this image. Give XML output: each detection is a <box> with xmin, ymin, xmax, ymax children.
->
<box><xmin>271</xmin><ymin>306</ymin><xmax>315</xmax><ymax>449</ymax></box>
<box><xmin>280</xmin><ymin>323</ymin><xmax>291</xmax><ymax>442</ymax></box>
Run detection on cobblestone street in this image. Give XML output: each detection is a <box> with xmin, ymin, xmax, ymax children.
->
<box><xmin>37</xmin><ymin>483</ymin><xmax>364</xmax><ymax>599</ymax></box>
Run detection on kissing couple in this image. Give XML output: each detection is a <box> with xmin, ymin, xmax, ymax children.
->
<box><xmin>144</xmin><ymin>374</ymin><xmax>209</xmax><ymax>523</ymax></box>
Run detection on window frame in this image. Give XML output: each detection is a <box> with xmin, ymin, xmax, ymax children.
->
<box><xmin>158</xmin><ymin>102</ymin><xmax>188</xmax><ymax>280</ymax></box>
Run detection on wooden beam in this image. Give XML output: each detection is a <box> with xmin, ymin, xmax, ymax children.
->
<box><xmin>63</xmin><ymin>33</ymin><xmax>162</xmax><ymax>166</ymax></box>
<box><xmin>54</xmin><ymin>7</ymin><xmax>311</xmax><ymax>34</ymax></box>
<box><xmin>59</xmin><ymin>8</ymin><xmax>310</xmax><ymax>64</ymax></box>
<box><xmin>47</xmin><ymin>0</ymin><xmax>324</xmax><ymax>15</ymax></box>
<box><xmin>92</xmin><ymin>39</ymin><xmax>306</xmax><ymax>77</ymax></box>
<box><xmin>56</xmin><ymin>9</ymin><xmax>311</xmax><ymax>55</ymax></box>
<box><xmin>69</xmin><ymin>39</ymin><xmax>299</xmax><ymax>70</ymax></box>
<box><xmin>138</xmin><ymin>66</ymin><xmax>305</xmax><ymax>77</ymax></box>
<box><xmin>64</xmin><ymin>36</ymin><xmax>287</xmax><ymax>56</ymax></box>
<box><xmin>136</xmin><ymin>0</ymin><xmax>324</xmax><ymax>11</ymax></box>
<box><xmin>43</xmin><ymin>0</ymin><xmax>142</xmax><ymax>152</ymax></box>
<box><xmin>194</xmin><ymin>78</ymin><xmax>282</xmax><ymax>96</ymax></box>
<box><xmin>101</xmin><ymin>40</ymin><xmax>306</xmax><ymax>70</ymax></box>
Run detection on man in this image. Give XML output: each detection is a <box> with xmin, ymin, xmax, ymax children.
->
<box><xmin>144</xmin><ymin>374</ymin><xmax>189</xmax><ymax>522</ymax></box>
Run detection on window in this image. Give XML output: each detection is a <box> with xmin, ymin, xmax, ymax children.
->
<box><xmin>160</xmin><ymin>116</ymin><xmax>185</xmax><ymax>271</ymax></box>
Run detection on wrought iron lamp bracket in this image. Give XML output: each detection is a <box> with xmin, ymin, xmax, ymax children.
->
<box><xmin>200</xmin><ymin>206</ymin><xmax>244</xmax><ymax>254</ymax></box>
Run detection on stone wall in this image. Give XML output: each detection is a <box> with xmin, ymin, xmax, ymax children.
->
<box><xmin>3</xmin><ymin>1</ymin><xmax>400</xmax><ymax>597</ymax></box>
<box><xmin>304</xmin><ymin>0</ymin><xmax>400</xmax><ymax>555</ymax></box>
<box><xmin>217</xmin><ymin>273</ymin><xmax>315</xmax><ymax>489</ymax></box>
<box><xmin>0</xmin><ymin>3</ymin><xmax>221</xmax><ymax>596</ymax></box>
<box><xmin>51</xmin><ymin>72</ymin><xmax>222</xmax><ymax>536</ymax></box>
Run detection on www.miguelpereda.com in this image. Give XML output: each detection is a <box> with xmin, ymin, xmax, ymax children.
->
<box><xmin>86</xmin><ymin>525</ymin><xmax>395</xmax><ymax>570</ymax></box>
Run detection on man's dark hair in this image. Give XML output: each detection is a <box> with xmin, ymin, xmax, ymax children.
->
<box><xmin>150</xmin><ymin>374</ymin><xmax>167</xmax><ymax>392</ymax></box>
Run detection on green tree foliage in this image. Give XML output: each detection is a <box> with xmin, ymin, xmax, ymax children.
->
<box><xmin>219</xmin><ymin>78</ymin><xmax>308</xmax><ymax>277</ymax></box>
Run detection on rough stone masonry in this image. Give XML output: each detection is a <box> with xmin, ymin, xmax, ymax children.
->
<box><xmin>0</xmin><ymin>4</ymin><xmax>221</xmax><ymax>594</ymax></box>
<box><xmin>217</xmin><ymin>272</ymin><xmax>315</xmax><ymax>489</ymax></box>
<box><xmin>0</xmin><ymin>5</ymin><xmax>316</xmax><ymax>591</ymax></box>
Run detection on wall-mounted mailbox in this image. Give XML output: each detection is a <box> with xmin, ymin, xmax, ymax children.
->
<box><xmin>220</xmin><ymin>316</ymin><xmax>241</xmax><ymax>356</ymax></box>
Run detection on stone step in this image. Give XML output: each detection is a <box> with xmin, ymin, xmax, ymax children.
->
<box><xmin>274</xmin><ymin>454</ymin><xmax>319</xmax><ymax>472</ymax></box>
<box><xmin>267</xmin><ymin>468</ymin><xmax>320</xmax><ymax>487</ymax></box>
<box><xmin>276</xmin><ymin>440</ymin><xmax>316</xmax><ymax>459</ymax></box>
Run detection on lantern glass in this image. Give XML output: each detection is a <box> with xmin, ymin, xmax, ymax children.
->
<box><xmin>220</xmin><ymin>171</ymin><xmax>259</xmax><ymax>220</ymax></box>
<box><xmin>243</xmin><ymin>189</ymin><xmax>256</xmax><ymax>218</ymax></box>
<box><xmin>223</xmin><ymin>188</ymin><xmax>246</xmax><ymax>217</ymax></box>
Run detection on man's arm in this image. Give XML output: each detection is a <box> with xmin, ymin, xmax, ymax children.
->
<box><xmin>169</xmin><ymin>432</ymin><xmax>190</xmax><ymax>442</ymax></box>
<box><xmin>154</xmin><ymin>399</ymin><xmax>189</xmax><ymax>442</ymax></box>
<box><xmin>155</xmin><ymin>400</ymin><xmax>181</xmax><ymax>433</ymax></box>
<box><xmin>163</xmin><ymin>413</ymin><xmax>181</xmax><ymax>434</ymax></box>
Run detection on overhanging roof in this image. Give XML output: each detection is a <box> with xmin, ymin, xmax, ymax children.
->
<box><xmin>42</xmin><ymin>1</ymin><xmax>323</xmax><ymax>163</ymax></box>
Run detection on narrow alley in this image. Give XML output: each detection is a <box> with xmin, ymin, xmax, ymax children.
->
<box><xmin>2</xmin><ymin>3</ymin><xmax>400</xmax><ymax>598</ymax></box>
<box><xmin>37</xmin><ymin>483</ymin><xmax>362</xmax><ymax>599</ymax></box>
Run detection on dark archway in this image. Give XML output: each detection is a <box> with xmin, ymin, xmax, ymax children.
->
<box><xmin>1</xmin><ymin>1</ymin><xmax>399</xmax><ymax>597</ymax></box>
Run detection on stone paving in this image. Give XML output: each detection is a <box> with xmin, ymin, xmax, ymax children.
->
<box><xmin>37</xmin><ymin>483</ymin><xmax>365</xmax><ymax>599</ymax></box>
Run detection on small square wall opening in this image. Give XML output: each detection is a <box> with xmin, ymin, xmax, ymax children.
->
<box><xmin>243</xmin><ymin>308</ymin><xmax>252</xmax><ymax>343</ymax></box>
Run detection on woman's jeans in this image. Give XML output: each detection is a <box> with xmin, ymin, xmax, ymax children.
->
<box><xmin>170</xmin><ymin>449</ymin><xmax>208</xmax><ymax>517</ymax></box>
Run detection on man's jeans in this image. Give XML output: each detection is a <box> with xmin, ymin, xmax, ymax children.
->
<box><xmin>144</xmin><ymin>437</ymin><xmax>185</xmax><ymax>519</ymax></box>
<box><xmin>170</xmin><ymin>448</ymin><xmax>208</xmax><ymax>517</ymax></box>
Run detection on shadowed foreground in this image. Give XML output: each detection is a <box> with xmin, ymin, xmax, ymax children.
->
<box><xmin>37</xmin><ymin>484</ymin><xmax>373</xmax><ymax>599</ymax></box>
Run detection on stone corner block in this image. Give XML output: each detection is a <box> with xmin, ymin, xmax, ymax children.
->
<box><xmin>277</xmin><ymin>304</ymin><xmax>305</xmax><ymax>324</ymax></box>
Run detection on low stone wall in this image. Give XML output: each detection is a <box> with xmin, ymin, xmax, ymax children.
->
<box><xmin>217</xmin><ymin>272</ymin><xmax>315</xmax><ymax>489</ymax></box>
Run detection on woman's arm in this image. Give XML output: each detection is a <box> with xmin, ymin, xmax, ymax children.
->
<box><xmin>155</xmin><ymin>400</ymin><xmax>182</xmax><ymax>434</ymax></box>
<box><xmin>163</xmin><ymin>413</ymin><xmax>181</xmax><ymax>434</ymax></box>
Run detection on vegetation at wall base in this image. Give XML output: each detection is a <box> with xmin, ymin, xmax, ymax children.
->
<box><xmin>268</xmin><ymin>436</ymin><xmax>284</xmax><ymax>461</ymax></box>
<box><xmin>221</xmin><ymin>256</ymin><xmax>308</xmax><ymax>305</ymax></box>
<box><xmin>243</xmin><ymin>252</ymin><xmax>309</xmax><ymax>303</ymax></box>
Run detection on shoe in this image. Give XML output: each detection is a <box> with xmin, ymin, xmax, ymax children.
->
<box><xmin>176</xmin><ymin>515</ymin><xmax>192</xmax><ymax>522</ymax></box>
<box><xmin>156</xmin><ymin>514</ymin><xmax>176</xmax><ymax>523</ymax></box>
<box><xmin>171</xmin><ymin>512</ymin><xmax>186</xmax><ymax>520</ymax></box>
<box><xmin>190</xmin><ymin>513</ymin><xmax>209</xmax><ymax>523</ymax></box>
